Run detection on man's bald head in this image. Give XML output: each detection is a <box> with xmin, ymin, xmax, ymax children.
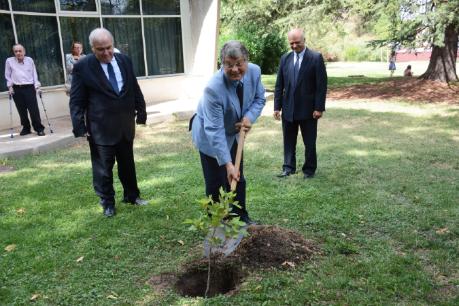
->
<box><xmin>287</xmin><ymin>28</ymin><xmax>306</xmax><ymax>53</ymax></box>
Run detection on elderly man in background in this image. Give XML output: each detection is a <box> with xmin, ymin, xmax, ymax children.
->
<box><xmin>274</xmin><ymin>28</ymin><xmax>327</xmax><ymax>179</ymax></box>
<box><xmin>191</xmin><ymin>40</ymin><xmax>266</xmax><ymax>225</ymax></box>
<box><xmin>5</xmin><ymin>44</ymin><xmax>45</xmax><ymax>136</ymax></box>
<box><xmin>69</xmin><ymin>28</ymin><xmax>148</xmax><ymax>217</ymax></box>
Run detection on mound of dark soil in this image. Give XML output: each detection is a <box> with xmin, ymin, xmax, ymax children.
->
<box><xmin>148</xmin><ymin>225</ymin><xmax>319</xmax><ymax>298</ymax></box>
<box><xmin>233</xmin><ymin>225</ymin><xmax>318</xmax><ymax>269</ymax></box>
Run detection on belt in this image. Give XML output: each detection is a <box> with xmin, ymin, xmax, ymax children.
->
<box><xmin>13</xmin><ymin>84</ymin><xmax>34</xmax><ymax>88</ymax></box>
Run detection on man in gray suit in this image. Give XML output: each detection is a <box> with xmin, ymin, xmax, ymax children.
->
<box><xmin>191</xmin><ymin>40</ymin><xmax>266</xmax><ymax>225</ymax></box>
<box><xmin>274</xmin><ymin>28</ymin><xmax>327</xmax><ymax>179</ymax></box>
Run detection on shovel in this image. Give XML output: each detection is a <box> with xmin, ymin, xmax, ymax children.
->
<box><xmin>204</xmin><ymin>128</ymin><xmax>247</xmax><ymax>257</ymax></box>
<box><xmin>231</xmin><ymin>128</ymin><xmax>246</xmax><ymax>191</ymax></box>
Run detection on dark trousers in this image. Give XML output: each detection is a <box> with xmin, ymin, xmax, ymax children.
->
<box><xmin>199</xmin><ymin>142</ymin><xmax>248</xmax><ymax>219</ymax></box>
<box><xmin>89</xmin><ymin>138</ymin><xmax>140</xmax><ymax>206</ymax></box>
<box><xmin>12</xmin><ymin>85</ymin><xmax>44</xmax><ymax>132</ymax></box>
<box><xmin>282</xmin><ymin>118</ymin><xmax>318</xmax><ymax>175</ymax></box>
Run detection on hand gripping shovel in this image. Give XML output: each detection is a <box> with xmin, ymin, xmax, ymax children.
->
<box><xmin>231</xmin><ymin>128</ymin><xmax>246</xmax><ymax>191</ymax></box>
<box><xmin>204</xmin><ymin>128</ymin><xmax>247</xmax><ymax>257</ymax></box>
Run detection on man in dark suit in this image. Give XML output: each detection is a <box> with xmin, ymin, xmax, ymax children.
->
<box><xmin>274</xmin><ymin>28</ymin><xmax>327</xmax><ymax>179</ymax></box>
<box><xmin>69</xmin><ymin>28</ymin><xmax>148</xmax><ymax>217</ymax></box>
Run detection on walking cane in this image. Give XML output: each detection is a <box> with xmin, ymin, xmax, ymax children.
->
<box><xmin>8</xmin><ymin>94</ymin><xmax>14</xmax><ymax>138</ymax></box>
<box><xmin>38</xmin><ymin>92</ymin><xmax>54</xmax><ymax>133</ymax></box>
<box><xmin>231</xmin><ymin>128</ymin><xmax>246</xmax><ymax>192</ymax></box>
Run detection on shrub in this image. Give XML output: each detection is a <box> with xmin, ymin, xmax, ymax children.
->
<box><xmin>219</xmin><ymin>24</ymin><xmax>287</xmax><ymax>74</ymax></box>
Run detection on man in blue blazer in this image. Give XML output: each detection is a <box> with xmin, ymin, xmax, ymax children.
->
<box><xmin>69</xmin><ymin>28</ymin><xmax>148</xmax><ymax>217</ymax></box>
<box><xmin>191</xmin><ymin>40</ymin><xmax>266</xmax><ymax>225</ymax></box>
<box><xmin>274</xmin><ymin>28</ymin><xmax>327</xmax><ymax>179</ymax></box>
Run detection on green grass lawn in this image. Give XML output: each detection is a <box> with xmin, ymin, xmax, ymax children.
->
<box><xmin>1</xmin><ymin>99</ymin><xmax>458</xmax><ymax>305</ymax></box>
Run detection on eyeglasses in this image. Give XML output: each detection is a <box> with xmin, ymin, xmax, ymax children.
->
<box><xmin>223</xmin><ymin>60</ymin><xmax>246</xmax><ymax>69</ymax></box>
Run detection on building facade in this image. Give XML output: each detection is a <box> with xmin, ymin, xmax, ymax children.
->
<box><xmin>0</xmin><ymin>0</ymin><xmax>220</xmax><ymax>130</ymax></box>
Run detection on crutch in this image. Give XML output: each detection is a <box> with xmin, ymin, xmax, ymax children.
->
<box><xmin>38</xmin><ymin>92</ymin><xmax>54</xmax><ymax>133</ymax></box>
<box><xmin>231</xmin><ymin>128</ymin><xmax>246</xmax><ymax>191</ymax></box>
<box><xmin>8</xmin><ymin>94</ymin><xmax>14</xmax><ymax>138</ymax></box>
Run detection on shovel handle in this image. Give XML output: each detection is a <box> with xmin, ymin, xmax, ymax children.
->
<box><xmin>230</xmin><ymin>129</ymin><xmax>246</xmax><ymax>191</ymax></box>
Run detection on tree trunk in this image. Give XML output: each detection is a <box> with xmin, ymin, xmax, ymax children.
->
<box><xmin>420</xmin><ymin>24</ymin><xmax>458</xmax><ymax>83</ymax></box>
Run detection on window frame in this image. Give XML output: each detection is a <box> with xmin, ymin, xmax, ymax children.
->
<box><xmin>1</xmin><ymin>0</ymin><xmax>186</xmax><ymax>91</ymax></box>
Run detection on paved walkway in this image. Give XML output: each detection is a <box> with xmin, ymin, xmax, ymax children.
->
<box><xmin>0</xmin><ymin>93</ymin><xmax>274</xmax><ymax>159</ymax></box>
<box><xmin>0</xmin><ymin>99</ymin><xmax>198</xmax><ymax>158</ymax></box>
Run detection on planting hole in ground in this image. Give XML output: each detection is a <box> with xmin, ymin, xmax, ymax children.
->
<box><xmin>174</xmin><ymin>262</ymin><xmax>243</xmax><ymax>298</ymax></box>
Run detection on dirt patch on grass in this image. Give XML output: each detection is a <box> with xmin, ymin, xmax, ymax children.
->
<box><xmin>0</xmin><ymin>165</ymin><xmax>15</xmax><ymax>173</ymax></box>
<box><xmin>328</xmin><ymin>78</ymin><xmax>459</xmax><ymax>104</ymax></box>
<box><xmin>234</xmin><ymin>225</ymin><xmax>318</xmax><ymax>268</ymax></box>
<box><xmin>148</xmin><ymin>225</ymin><xmax>319</xmax><ymax>298</ymax></box>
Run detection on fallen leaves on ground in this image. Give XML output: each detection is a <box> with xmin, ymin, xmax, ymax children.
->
<box><xmin>30</xmin><ymin>294</ymin><xmax>40</xmax><ymax>301</ymax></box>
<box><xmin>436</xmin><ymin>227</ymin><xmax>450</xmax><ymax>235</ymax></box>
<box><xmin>5</xmin><ymin>244</ymin><xmax>16</xmax><ymax>252</ymax></box>
<box><xmin>328</xmin><ymin>78</ymin><xmax>459</xmax><ymax>104</ymax></box>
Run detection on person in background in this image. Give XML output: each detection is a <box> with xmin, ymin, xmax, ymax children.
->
<box><xmin>404</xmin><ymin>65</ymin><xmax>413</xmax><ymax>77</ymax></box>
<box><xmin>5</xmin><ymin>44</ymin><xmax>45</xmax><ymax>136</ymax></box>
<box><xmin>69</xmin><ymin>28</ymin><xmax>148</xmax><ymax>217</ymax></box>
<box><xmin>388</xmin><ymin>51</ymin><xmax>396</xmax><ymax>77</ymax></box>
<box><xmin>190</xmin><ymin>40</ymin><xmax>266</xmax><ymax>225</ymax></box>
<box><xmin>65</xmin><ymin>41</ymin><xmax>85</xmax><ymax>95</ymax></box>
<box><xmin>274</xmin><ymin>28</ymin><xmax>327</xmax><ymax>179</ymax></box>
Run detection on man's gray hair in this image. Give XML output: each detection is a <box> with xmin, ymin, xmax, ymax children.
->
<box><xmin>89</xmin><ymin>28</ymin><xmax>114</xmax><ymax>47</ymax></box>
<box><xmin>220</xmin><ymin>40</ymin><xmax>249</xmax><ymax>63</ymax></box>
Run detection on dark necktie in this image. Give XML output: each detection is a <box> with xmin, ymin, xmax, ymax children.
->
<box><xmin>293</xmin><ymin>53</ymin><xmax>300</xmax><ymax>87</ymax></box>
<box><xmin>236</xmin><ymin>82</ymin><xmax>243</xmax><ymax>111</ymax></box>
<box><xmin>107</xmin><ymin>62</ymin><xmax>119</xmax><ymax>95</ymax></box>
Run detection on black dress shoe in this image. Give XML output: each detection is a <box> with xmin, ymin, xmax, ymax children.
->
<box><xmin>20</xmin><ymin>129</ymin><xmax>31</xmax><ymax>136</ymax></box>
<box><xmin>103</xmin><ymin>206</ymin><xmax>116</xmax><ymax>217</ymax></box>
<box><xmin>123</xmin><ymin>197</ymin><xmax>149</xmax><ymax>206</ymax></box>
<box><xmin>277</xmin><ymin>170</ymin><xmax>294</xmax><ymax>178</ymax></box>
<box><xmin>304</xmin><ymin>173</ymin><xmax>315</xmax><ymax>179</ymax></box>
<box><xmin>37</xmin><ymin>131</ymin><xmax>45</xmax><ymax>136</ymax></box>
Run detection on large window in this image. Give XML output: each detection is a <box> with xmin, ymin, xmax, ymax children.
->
<box><xmin>0</xmin><ymin>13</ymin><xmax>15</xmax><ymax>92</ymax></box>
<box><xmin>14</xmin><ymin>15</ymin><xmax>64</xmax><ymax>86</ymax></box>
<box><xmin>60</xmin><ymin>0</ymin><xmax>97</xmax><ymax>12</ymax></box>
<box><xmin>0</xmin><ymin>0</ymin><xmax>9</xmax><ymax>10</ymax></box>
<box><xmin>1</xmin><ymin>0</ymin><xmax>184</xmax><ymax>91</ymax></box>
<box><xmin>142</xmin><ymin>0</ymin><xmax>180</xmax><ymax>15</ymax></box>
<box><xmin>12</xmin><ymin>0</ymin><xmax>56</xmax><ymax>13</ymax></box>
<box><xmin>144</xmin><ymin>18</ymin><xmax>183</xmax><ymax>75</ymax></box>
<box><xmin>100</xmin><ymin>0</ymin><xmax>139</xmax><ymax>15</ymax></box>
<box><xmin>60</xmin><ymin>17</ymin><xmax>100</xmax><ymax>55</ymax></box>
<box><xmin>103</xmin><ymin>18</ymin><xmax>145</xmax><ymax>76</ymax></box>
